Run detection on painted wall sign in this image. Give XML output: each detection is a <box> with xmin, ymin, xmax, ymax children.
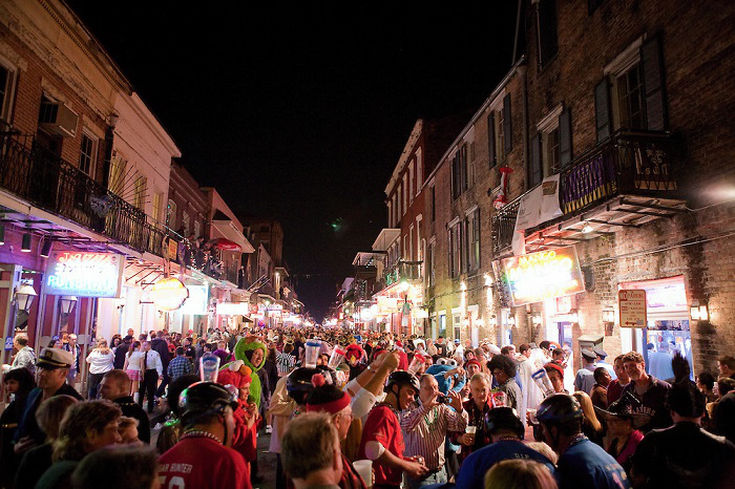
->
<box><xmin>151</xmin><ymin>277</ymin><xmax>189</xmax><ymax>311</ymax></box>
<box><xmin>179</xmin><ymin>285</ymin><xmax>209</xmax><ymax>315</ymax></box>
<box><xmin>619</xmin><ymin>289</ymin><xmax>648</xmax><ymax>328</ymax></box>
<box><xmin>501</xmin><ymin>246</ymin><xmax>585</xmax><ymax>306</ymax></box>
<box><xmin>44</xmin><ymin>252</ymin><xmax>124</xmax><ymax>297</ymax></box>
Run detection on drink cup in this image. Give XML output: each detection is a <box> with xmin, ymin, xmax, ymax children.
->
<box><xmin>531</xmin><ymin>368</ymin><xmax>555</xmax><ymax>397</ymax></box>
<box><xmin>491</xmin><ymin>390</ymin><xmax>507</xmax><ymax>408</ymax></box>
<box><xmin>353</xmin><ymin>459</ymin><xmax>373</xmax><ymax>488</ymax></box>
<box><xmin>200</xmin><ymin>353</ymin><xmax>221</xmax><ymax>382</ymax></box>
<box><xmin>527</xmin><ymin>408</ymin><xmax>538</xmax><ymax>424</ymax></box>
<box><xmin>328</xmin><ymin>347</ymin><xmax>346</xmax><ymax>369</ymax></box>
<box><xmin>305</xmin><ymin>340</ymin><xmax>321</xmax><ymax>368</ymax></box>
<box><xmin>465</xmin><ymin>424</ymin><xmax>477</xmax><ymax>444</ymax></box>
<box><xmin>407</xmin><ymin>353</ymin><xmax>425</xmax><ymax>374</ymax></box>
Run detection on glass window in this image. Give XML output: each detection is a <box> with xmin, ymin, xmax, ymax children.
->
<box><xmin>79</xmin><ymin>133</ymin><xmax>95</xmax><ymax>176</ymax></box>
<box><xmin>616</xmin><ymin>64</ymin><xmax>646</xmax><ymax>130</ymax></box>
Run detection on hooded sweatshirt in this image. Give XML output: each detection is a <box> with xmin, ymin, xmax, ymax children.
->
<box><xmin>229</xmin><ymin>338</ymin><xmax>267</xmax><ymax>409</ymax></box>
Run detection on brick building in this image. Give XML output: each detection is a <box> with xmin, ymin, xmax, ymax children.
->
<box><xmin>485</xmin><ymin>0</ymin><xmax>735</xmax><ymax>374</ymax></box>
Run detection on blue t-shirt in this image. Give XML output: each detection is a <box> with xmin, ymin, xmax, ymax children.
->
<box><xmin>455</xmin><ymin>440</ymin><xmax>555</xmax><ymax>489</ymax></box>
<box><xmin>557</xmin><ymin>437</ymin><xmax>630</xmax><ymax>489</ymax></box>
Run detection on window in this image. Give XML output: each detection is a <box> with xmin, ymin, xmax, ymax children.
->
<box><xmin>402</xmin><ymin>175</ymin><xmax>408</xmax><ymax>215</ymax></box>
<box><xmin>387</xmin><ymin>201</ymin><xmax>393</xmax><ymax>227</ymax></box>
<box><xmin>530</xmin><ymin>105</ymin><xmax>572</xmax><ymax>187</ymax></box>
<box><xmin>409</xmin><ymin>161</ymin><xmax>415</xmax><ymax>204</ymax></box>
<box><xmin>79</xmin><ymin>133</ymin><xmax>96</xmax><ymax>177</ymax></box>
<box><xmin>536</xmin><ymin>0</ymin><xmax>559</xmax><ymax>67</ymax></box>
<box><xmin>167</xmin><ymin>199</ymin><xmax>177</xmax><ymax>229</ymax></box>
<box><xmin>615</xmin><ymin>64</ymin><xmax>646</xmax><ymax>130</ymax></box>
<box><xmin>133</xmin><ymin>176</ymin><xmax>147</xmax><ymax>211</ymax></box>
<box><xmin>152</xmin><ymin>192</ymin><xmax>163</xmax><ymax>223</ymax></box>
<box><xmin>430</xmin><ymin>185</ymin><xmax>436</xmax><ymax>222</ymax></box>
<box><xmin>194</xmin><ymin>220</ymin><xmax>201</xmax><ymax>238</ymax></box>
<box><xmin>182</xmin><ymin>210</ymin><xmax>191</xmax><ymax>236</ymax></box>
<box><xmin>108</xmin><ymin>154</ymin><xmax>127</xmax><ymax>195</ymax></box>
<box><xmin>427</xmin><ymin>240</ymin><xmax>436</xmax><ymax>287</ymax></box>
<box><xmin>415</xmin><ymin>148</ymin><xmax>423</xmax><ymax>196</ymax></box>
<box><xmin>409</xmin><ymin>224</ymin><xmax>414</xmax><ymax>261</ymax></box>
<box><xmin>451</xmin><ymin>144</ymin><xmax>469</xmax><ymax>199</ymax></box>
<box><xmin>468</xmin><ymin>209</ymin><xmax>481</xmax><ymax>271</ymax></box>
<box><xmin>448</xmin><ymin>220</ymin><xmax>462</xmax><ymax>278</ymax></box>
<box><xmin>403</xmin><ymin>234</ymin><xmax>408</xmax><ymax>260</ymax></box>
<box><xmin>397</xmin><ymin>185</ymin><xmax>402</xmax><ymax>218</ymax></box>
<box><xmin>468</xmin><ymin>142</ymin><xmax>476</xmax><ymax>186</ymax></box>
<box><xmin>0</xmin><ymin>63</ymin><xmax>16</xmax><ymax>123</ymax></box>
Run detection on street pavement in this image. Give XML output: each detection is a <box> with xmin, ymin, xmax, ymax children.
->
<box><xmin>253</xmin><ymin>427</ymin><xmax>277</xmax><ymax>489</ymax></box>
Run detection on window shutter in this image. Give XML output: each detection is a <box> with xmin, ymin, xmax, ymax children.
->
<box><xmin>487</xmin><ymin>112</ymin><xmax>496</xmax><ymax>167</ymax></box>
<box><xmin>641</xmin><ymin>35</ymin><xmax>667</xmax><ymax>131</ymax></box>
<box><xmin>529</xmin><ymin>133</ymin><xmax>542</xmax><ymax>187</ymax></box>
<box><xmin>559</xmin><ymin>107</ymin><xmax>572</xmax><ymax>167</ymax></box>
<box><xmin>503</xmin><ymin>94</ymin><xmax>513</xmax><ymax>153</ymax></box>
<box><xmin>594</xmin><ymin>78</ymin><xmax>611</xmax><ymax>142</ymax></box>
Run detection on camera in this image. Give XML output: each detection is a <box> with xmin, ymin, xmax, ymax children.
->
<box><xmin>436</xmin><ymin>394</ymin><xmax>451</xmax><ymax>404</ymax></box>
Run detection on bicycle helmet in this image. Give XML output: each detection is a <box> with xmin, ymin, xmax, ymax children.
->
<box><xmin>179</xmin><ymin>381</ymin><xmax>238</xmax><ymax>421</ymax></box>
<box><xmin>384</xmin><ymin>370</ymin><xmax>420</xmax><ymax>394</ymax></box>
<box><xmin>485</xmin><ymin>407</ymin><xmax>525</xmax><ymax>439</ymax></box>
<box><xmin>536</xmin><ymin>393</ymin><xmax>583</xmax><ymax>425</ymax></box>
<box><xmin>287</xmin><ymin>366</ymin><xmax>336</xmax><ymax>404</ymax></box>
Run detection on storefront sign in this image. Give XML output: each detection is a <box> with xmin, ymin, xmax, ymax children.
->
<box><xmin>376</xmin><ymin>296</ymin><xmax>400</xmax><ymax>313</ymax></box>
<box><xmin>44</xmin><ymin>252</ymin><xmax>124</xmax><ymax>297</ymax></box>
<box><xmin>619</xmin><ymin>289</ymin><xmax>647</xmax><ymax>328</ymax></box>
<box><xmin>501</xmin><ymin>246</ymin><xmax>584</xmax><ymax>306</ymax></box>
<box><xmin>151</xmin><ymin>277</ymin><xmax>189</xmax><ymax>311</ymax></box>
<box><xmin>166</xmin><ymin>239</ymin><xmax>178</xmax><ymax>261</ymax></box>
<box><xmin>179</xmin><ymin>285</ymin><xmax>209</xmax><ymax>315</ymax></box>
<box><xmin>216</xmin><ymin>302</ymin><xmax>249</xmax><ymax>316</ymax></box>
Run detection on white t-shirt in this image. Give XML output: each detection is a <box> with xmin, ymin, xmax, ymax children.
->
<box><xmin>126</xmin><ymin>350</ymin><xmax>144</xmax><ymax>371</ymax></box>
<box><xmin>86</xmin><ymin>349</ymin><xmax>114</xmax><ymax>375</ymax></box>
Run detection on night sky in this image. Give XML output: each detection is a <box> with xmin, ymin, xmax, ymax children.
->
<box><xmin>67</xmin><ymin>1</ymin><xmax>518</xmax><ymax>320</ymax></box>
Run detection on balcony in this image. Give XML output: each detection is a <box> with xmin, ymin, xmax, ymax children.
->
<box><xmin>384</xmin><ymin>260</ymin><xmax>423</xmax><ymax>287</ymax></box>
<box><xmin>492</xmin><ymin>130</ymin><xmax>685</xmax><ymax>255</ymax></box>
<box><xmin>0</xmin><ymin>130</ymin><xmax>172</xmax><ymax>256</ymax></box>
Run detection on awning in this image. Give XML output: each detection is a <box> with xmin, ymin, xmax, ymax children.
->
<box><xmin>211</xmin><ymin>219</ymin><xmax>255</xmax><ymax>253</ymax></box>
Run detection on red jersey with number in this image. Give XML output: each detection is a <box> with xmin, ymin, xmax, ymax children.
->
<box><xmin>358</xmin><ymin>404</ymin><xmax>405</xmax><ymax>486</ymax></box>
<box><xmin>159</xmin><ymin>436</ymin><xmax>251</xmax><ymax>489</ymax></box>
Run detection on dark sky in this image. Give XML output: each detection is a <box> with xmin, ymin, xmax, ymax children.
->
<box><xmin>67</xmin><ymin>1</ymin><xmax>518</xmax><ymax>320</ymax></box>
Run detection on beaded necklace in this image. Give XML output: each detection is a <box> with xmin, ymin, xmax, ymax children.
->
<box><xmin>423</xmin><ymin>405</ymin><xmax>440</xmax><ymax>431</ymax></box>
<box><xmin>182</xmin><ymin>430</ymin><xmax>222</xmax><ymax>444</ymax></box>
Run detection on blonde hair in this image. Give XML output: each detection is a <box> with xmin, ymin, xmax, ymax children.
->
<box><xmin>35</xmin><ymin>395</ymin><xmax>79</xmax><ymax>441</ymax></box>
<box><xmin>118</xmin><ymin>416</ymin><xmax>139</xmax><ymax>430</ymax></box>
<box><xmin>53</xmin><ymin>400</ymin><xmax>122</xmax><ymax>462</ymax></box>
<box><xmin>471</xmin><ymin>372</ymin><xmax>491</xmax><ymax>386</ymax></box>
<box><xmin>572</xmin><ymin>391</ymin><xmax>603</xmax><ymax>433</ymax></box>
<box><xmin>95</xmin><ymin>339</ymin><xmax>110</xmax><ymax>354</ymax></box>
<box><xmin>485</xmin><ymin>459</ymin><xmax>558</xmax><ymax>489</ymax></box>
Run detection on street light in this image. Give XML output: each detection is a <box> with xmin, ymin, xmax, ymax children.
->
<box><xmin>15</xmin><ymin>282</ymin><xmax>37</xmax><ymax>312</ymax></box>
<box><xmin>59</xmin><ymin>296</ymin><xmax>78</xmax><ymax>315</ymax></box>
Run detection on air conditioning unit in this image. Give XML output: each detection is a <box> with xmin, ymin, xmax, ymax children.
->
<box><xmin>39</xmin><ymin>100</ymin><xmax>78</xmax><ymax>138</ymax></box>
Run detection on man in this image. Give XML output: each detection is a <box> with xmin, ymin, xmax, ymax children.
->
<box><xmin>150</xmin><ymin>331</ymin><xmax>172</xmax><ymax>397</ymax></box>
<box><xmin>159</xmin><ymin>381</ymin><xmax>251</xmax><ymax>488</ymax></box>
<box><xmin>631</xmin><ymin>382</ymin><xmax>735</xmax><ymax>489</ymax></box>
<box><xmin>713</xmin><ymin>385</ymin><xmax>735</xmax><ymax>443</ymax></box>
<box><xmin>619</xmin><ymin>351</ymin><xmax>671</xmax><ymax>433</ymax></box>
<box><xmin>113</xmin><ymin>335</ymin><xmax>131</xmax><ymax>370</ymax></box>
<box><xmin>519</xmin><ymin>343</ymin><xmax>532</xmax><ymax>359</ymax></box>
<box><xmin>464</xmin><ymin>359</ymin><xmax>482</xmax><ymax>378</ymax></box>
<box><xmin>545</xmin><ymin>362</ymin><xmax>567</xmax><ymax>394</ymax></box>
<box><xmin>590</xmin><ymin>367</ymin><xmax>611</xmax><ymax>409</ymax></box>
<box><xmin>98</xmin><ymin>369</ymin><xmax>151</xmax><ymax>443</ymax></box>
<box><xmin>594</xmin><ymin>347</ymin><xmax>616</xmax><ymax>379</ymax></box>
<box><xmin>456</xmin><ymin>407</ymin><xmax>555</xmax><ymax>489</ymax></box>
<box><xmin>400</xmin><ymin>374</ymin><xmax>466</xmax><ymax>488</ymax></box>
<box><xmin>453</xmin><ymin>339</ymin><xmax>465</xmax><ymax>360</ymax></box>
<box><xmin>282</xmin><ymin>412</ymin><xmax>343</xmax><ymax>489</ymax></box>
<box><xmin>168</xmin><ymin>346</ymin><xmax>195</xmax><ymax>382</ymax></box>
<box><xmin>539</xmin><ymin>341</ymin><xmax>552</xmax><ymax>361</ymax></box>
<box><xmin>455</xmin><ymin>373</ymin><xmax>493</xmax><ymax>460</ymax></box>
<box><xmin>537</xmin><ymin>394</ymin><xmax>630</xmax><ymax>489</ymax></box>
<box><xmin>139</xmin><ymin>341</ymin><xmax>163</xmax><ymax>413</ymax></box>
<box><xmin>488</xmin><ymin>354</ymin><xmax>522</xmax><ymax>410</ymax></box>
<box><xmin>62</xmin><ymin>333</ymin><xmax>81</xmax><ymax>384</ymax></box>
<box><xmin>574</xmin><ymin>349</ymin><xmax>598</xmax><ymax>394</ymax></box>
<box><xmin>435</xmin><ymin>336</ymin><xmax>447</xmax><ymax>357</ymax></box>
<box><xmin>183</xmin><ymin>337</ymin><xmax>197</xmax><ymax>363</ymax></box>
<box><xmin>647</xmin><ymin>342</ymin><xmax>674</xmax><ymax>382</ymax></box>
<box><xmin>358</xmin><ymin>371</ymin><xmax>427</xmax><ymax>488</ymax></box>
<box><xmin>718</xmin><ymin>355</ymin><xmax>735</xmax><ymax>380</ymax></box>
<box><xmin>607</xmin><ymin>355</ymin><xmax>630</xmax><ymax>405</ymax></box>
<box><xmin>501</xmin><ymin>345</ymin><xmax>516</xmax><ymax>357</ymax></box>
<box><xmin>123</xmin><ymin>328</ymin><xmax>135</xmax><ymax>342</ymax></box>
<box><xmin>15</xmin><ymin>348</ymin><xmax>83</xmax><ymax>449</ymax></box>
<box><xmin>11</xmin><ymin>335</ymin><xmax>36</xmax><ymax>375</ymax></box>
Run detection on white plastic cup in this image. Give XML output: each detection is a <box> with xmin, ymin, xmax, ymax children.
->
<box><xmin>407</xmin><ymin>353</ymin><xmax>426</xmax><ymax>374</ymax></box>
<box><xmin>465</xmin><ymin>425</ymin><xmax>477</xmax><ymax>435</ymax></box>
<box><xmin>305</xmin><ymin>340</ymin><xmax>321</xmax><ymax>368</ymax></box>
<box><xmin>353</xmin><ymin>459</ymin><xmax>373</xmax><ymax>488</ymax></box>
<box><xmin>328</xmin><ymin>347</ymin><xmax>346</xmax><ymax>369</ymax></box>
<box><xmin>200</xmin><ymin>353</ymin><xmax>221</xmax><ymax>382</ymax></box>
<box><xmin>531</xmin><ymin>368</ymin><xmax>556</xmax><ymax>397</ymax></box>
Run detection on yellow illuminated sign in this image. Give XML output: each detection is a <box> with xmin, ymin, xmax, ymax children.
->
<box><xmin>502</xmin><ymin>247</ymin><xmax>585</xmax><ymax>306</ymax></box>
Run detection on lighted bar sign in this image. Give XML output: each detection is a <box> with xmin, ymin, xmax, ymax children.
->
<box><xmin>501</xmin><ymin>246</ymin><xmax>585</xmax><ymax>306</ymax></box>
<box><xmin>44</xmin><ymin>251</ymin><xmax>124</xmax><ymax>297</ymax></box>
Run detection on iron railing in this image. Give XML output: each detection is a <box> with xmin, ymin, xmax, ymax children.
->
<box><xmin>492</xmin><ymin>196</ymin><xmax>522</xmax><ymax>255</ymax></box>
<box><xmin>384</xmin><ymin>260</ymin><xmax>423</xmax><ymax>287</ymax></box>
<box><xmin>0</xmin><ymin>131</ymin><xmax>174</xmax><ymax>256</ymax></box>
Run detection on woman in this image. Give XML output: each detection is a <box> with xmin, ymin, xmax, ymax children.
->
<box><xmin>117</xmin><ymin>417</ymin><xmax>142</xmax><ymax>446</ymax></box>
<box><xmin>85</xmin><ymin>339</ymin><xmax>114</xmax><ymax>399</ymax></box>
<box><xmin>572</xmin><ymin>391</ymin><xmax>604</xmax><ymax>446</ymax></box>
<box><xmin>485</xmin><ymin>459</ymin><xmax>558</xmax><ymax>489</ymax></box>
<box><xmin>276</xmin><ymin>343</ymin><xmax>296</xmax><ymax>377</ymax></box>
<box><xmin>34</xmin><ymin>400</ymin><xmax>122</xmax><ymax>489</ymax></box>
<box><xmin>0</xmin><ymin>367</ymin><xmax>36</xmax><ymax>488</ymax></box>
<box><xmin>14</xmin><ymin>395</ymin><xmax>79</xmax><ymax>489</ymax></box>
<box><xmin>602</xmin><ymin>404</ymin><xmax>643</xmax><ymax>475</ymax></box>
<box><xmin>123</xmin><ymin>341</ymin><xmax>143</xmax><ymax>397</ymax></box>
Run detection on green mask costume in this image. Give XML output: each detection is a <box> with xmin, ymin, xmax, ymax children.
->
<box><xmin>224</xmin><ymin>338</ymin><xmax>267</xmax><ymax>409</ymax></box>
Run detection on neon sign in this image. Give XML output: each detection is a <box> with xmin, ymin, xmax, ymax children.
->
<box><xmin>502</xmin><ymin>246</ymin><xmax>585</xmax><ymax>306</ymax></box>
<box><xmin>151</xmin><ymin>277</ymin><xmax>189</xmax><ymax>311</ymax></box>
<box><xmin>44</xmin><ymin>252</ymin><xmax>124</xmax><ymax>297</ymax></box>
<box><xmin>179</xmin><ymin>285</ymin><xmax>209</xmax><ymax>315</ymax></box>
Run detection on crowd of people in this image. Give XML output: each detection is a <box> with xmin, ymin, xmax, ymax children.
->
<box><xmin>1</xmin><ymin>326</ymin><xmax>735</xmax><ymax>489</ymax></box>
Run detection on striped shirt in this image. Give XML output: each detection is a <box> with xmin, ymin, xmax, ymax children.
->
<box><xmin>400</xmin><ymin>402</ymin><xmax>466</xmax><ymax>470</ymax></box>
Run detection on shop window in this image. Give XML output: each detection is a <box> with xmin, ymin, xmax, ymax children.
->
<box><xmin>78</xmin><ymin>132</ymin><xmax>96</xmax><ymax>177</ymax></box>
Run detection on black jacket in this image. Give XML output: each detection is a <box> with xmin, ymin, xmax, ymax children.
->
<box><xmin>151</xmin><ymin>338</ymin><xmax>171</xmax><ymax>369</ymax></box>
<box><xmin>113</xmin><ymin>395</ymin><xmax>151</xmax><ymax>443</ymax></box>
<box><xmin>114</xmin><ymin>341</ymin><xmax>131</xmax><ymax>370</ymax></box>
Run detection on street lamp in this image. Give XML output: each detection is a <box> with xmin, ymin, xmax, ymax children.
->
<box><xmin>59</xmin><ymin>296</ymin><xmax>78</xmax><ymax>315</ymax></box>
<box><xmin>15</xmin><ymin>282</ymin><xmax>37</xmax><ymax>312</ymax></box>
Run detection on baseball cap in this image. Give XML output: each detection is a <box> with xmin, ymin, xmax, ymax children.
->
<box><xmin>36</xmin><ymin>347</ymin><xmax>73</xmax><ymax>369</ymax></box>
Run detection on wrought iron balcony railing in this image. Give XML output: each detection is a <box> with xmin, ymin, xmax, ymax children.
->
<box><xmin>384</xmin><ymin>260</ymin><xmax>423</xmax><ymax>287</ymax></box>
<box><xmin>492</xmin><ymin>196</ymin><xmax>522</xmax><ymax>255</ymax></box>
<box><xmin>0</xmin><ymin>130</ymin><xmax>172</xmax><ymax>257</ymax></box>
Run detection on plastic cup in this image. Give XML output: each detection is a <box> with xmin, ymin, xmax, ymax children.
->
<box><xmin>465</xmin><ymin>425</ymin><xmax>477</xmax><ymax>435</ymax></box>
<box><xmin>527</xmin><ymin>408</ymin><xmax>538</xmax><ymax>424</ymax></box>
<box><xmin>305</xmin><ymin>340</ymin><xmax>321</xmax><ymax>368</ymax></box>
<box><xmin>531</xmin><ymin>368</ymin><xmax>556</xmax><ymax>397</ymax></box>
<box><xmin>353</xmin><ymin>459</ymin><xmax>373</xmax><ymax>488</ymax></box>
<box><xmin>200</xmin><ymin>353</ymin><xmax>221</xmax><ymax>382</ymax></box>
<box><xmin>328</xmin><ymin>347</ymin><xmax>346</xmax><ymax>369</ymax></box>
<box><xmin>491</xmin><ymin>390</ymin><xmax>507</xmax><ymax>408</ymax></box>
<box><xmin>407</xmin><ymin>353</ymin><xmax>425</xmax><ymax>374</ymax></box>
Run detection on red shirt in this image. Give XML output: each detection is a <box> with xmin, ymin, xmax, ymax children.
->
<box><xmin>232</xmin><ymin>400</ymin><xmax>258</xmax><ymax>462</ymax></box>
<box><xmin>358</xmin><ymin>404</ymin><xmax>405</xmax><ymax>486</ymax></box>
<box><xmin>159</xmin><ymin>435</ymin><xmax>251</xmax><ymax>489</ymax></box>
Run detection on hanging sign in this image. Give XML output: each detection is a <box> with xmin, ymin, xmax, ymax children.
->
<box><xmin>166</xmin><ymin>239</ymin><xmax>179</xmax><ymax>261</ymax></box>
<box><xmin>501</xmin><ymin>246</ymin><xmax>584</xmax><ymax>306</ymax></box>
<box><xmin>618</xmin><ymin>289</ymin><xmax>647</xmax><ymax>328</ymax></box>
<box><xmin>44</xmin><ymin>252</ymin><xmax>124</xmax><ymax>297</ymax></box>
<box><xmin>179</xmin><ymin>285</ymin><xmax>209</xmax><ymax>315</ymax></box>
<box><xmin>151</xmin><ymin>277</ymin><xmax>189</xmax><ymax>311</ymax></box>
